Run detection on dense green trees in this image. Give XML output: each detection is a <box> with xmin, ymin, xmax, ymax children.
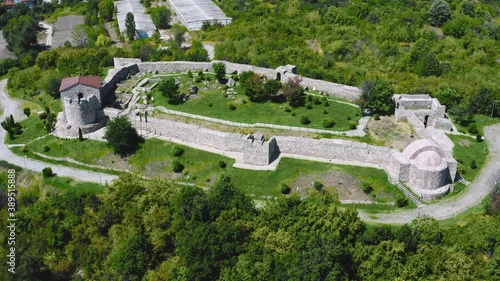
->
<box><xmin>158</xmin><ymin>77</ymin><xmax>182</xmax><ymax>104</ymax></box>
<box><xmin>150</xmin><ymin>6</ymin><xmax>172</xmax><ymax>29</ymax></box>
<box><xmin>360</xmin><ymin>78</ymin><xmax>394</xmax><ymax>115</ymax></box>
<box><xmin>103</xmin><ymin>116</ymin><xmax>143</xmax><ymax>156</ymax></box>
<box><xmin>1</xmin><ymin>171</ymin><xmax>500</xmax><ymax>281</ymax></box>
<box><xmin>2</xmin><ymin>15</ymin><xmax>38</xmax><ymax>55</ymax></box>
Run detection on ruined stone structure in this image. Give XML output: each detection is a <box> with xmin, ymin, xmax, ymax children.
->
<box><xmin>389</xmin><ymin>139</ymin><xmax>456</xmax><ymax>200</ymax></box>
<box><xmin>391</xmin><ymin>94</ymin><xmax>458</xmax><ymax>200</ymax></box>
<box><xmin>394</xmin><ymin>94</ymin><xmax>453</xmax><ymax>136</ymax></box>
<box><xmin>59</xmin><ymin>76</ymin><xmax>107</xmax><ymax>134</ymax></box>
<box><xmin>244</xmin><ymin>134</ymin><xmax>279</xmax><ymax>165</ymax></box>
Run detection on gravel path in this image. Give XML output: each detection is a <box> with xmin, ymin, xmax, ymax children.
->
<box><xmin>358</xmin><ymin>123</ymin><xmax>500</xmax><ymax>224</ymax></box>
<box><xmin>0</xmin><ymin>79</ymin><xmax>117</xmax><ymax>184</ymax></box>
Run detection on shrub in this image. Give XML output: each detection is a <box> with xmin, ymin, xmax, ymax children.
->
<box><xmin>396</xmin><ymin>197</ymin><xmax>409</xmax><ymax>207</ymax></box>
<box><xmin>458</xmin><ymin>163</ymin><xmax>466</xmax><ymax>175</ymax></box>
<box><xmin>306</xmin><ymin>103</ymin><xmax>313</xmax><ymax>109</ymax></box>
<box><xmin>307</xmin><ymin>95</ymin><xmax>313</xmax><ymax>102</ymax></box>
<box><xmin>349</xmin><ymin>121</ymin><xmax>357</xmax><ymax>130</ymax></box>
<box><xmin>43</xmin><ymin>145</ymin><xmax>50</xmax><ymax>152</ymax></box>
<box><xmin>373</xmin><ymin>114</ymin><xmax>380</xmax><ymax>120</ymax></box>
<box><xmin>470</xmin><ymin>160</ymin><xmax>477</xmax><ymax>169</ymax></box>
<box><xmin>313</xmin><ymin>180</ymin><xmax>323</xmax><ymax>191</ymax></box>
<box><xmin>361</xmin><ymin>181</ymin><xmax>373</xmax><ymax>194</ymax></box>
<box><xmin>171</xmin><ymin>158</ymin><xmax>184</xmax><ymax>173</ymax></box>
<box><xmin>187</xmin><ymin>70</ymin><xmax>193</xmax><ymax>78</ymax></box>
<box><xmin>468</xmin><ymin>123</ymin><xmax>478</xmax><ymax>135</ymax></box>
<box><xmin>476</xmin><ymin>134</ymin><xmax>483</xmax><ymax>142</ymax></box>
<box><xmin>197</xmin><ymin>70</ymin><xmax>203</xmax><ymax>76</ymax></box>
<box><xmin>21</xmin><ymin>146</ymin><xmax>28</xmax><ymax>153</ymax></box>
<box><xmin>208</xmin><ymin>102</ymin><xmax>213</xmax><ymax>107</ymax></box>
<box><xmin>78</xmin><ymin>127</ymin><xmax>83</xmax><ymax>141</ymax></box>
<box><xmin>42</xmin><ymin>167</ymin><xmax>54</xmax><ymax>178</ymax></box>
<box><xmin>194</xmin><ymin>76</ymin><xmax>202</xmax><ymax>83</ymax></box>
<box><xmin>313</xmin><ymin>97</ymin><xmax>321</xmax><ymax>105</ymax></box>
<box><xmin>23</xmin><ymin>107</ymin><xmax>31</xmax><ymax>117</ymax></box>
<box><xmin>229</xmin><ymin>104</ymin><xmax>236</xmax><ymax>110</ymax></box>
<box><xmin>172</xmin><ymin>145</ymin><xmax>184</xmax><ymax>157</ymax></box>
<box><xmin>322</xmin><ymin>118</ymin><xmax>336</xmax><ymax>128</ymax></box>
<box><xmin>222</xmin><ymin>85</ymin><xmax>229</xmax><ymax>90</ymax></box>
<box><xmin>291</xmin><ymin>112</ymin><xmax>296</xmax><ymax>116</ymax></box>
<box><xmin>347</xmin><ymin>116</ymin><xmax>351</xmax><ymax>120</ymax></box>
<box><xmin>323</xmin><ymin>100</ymin><xmax>330</xmax><ymax>107</ymax></box>
<box><xmin>218</xmin><ymin>160</ymin><xmax>227</xmax><ymax>168</ymax></box>
<box><xmin>323</xmin><ymin>110</ymin><xmax>328</xmax><ymax>114</ymax></box>
<box><xmin>300</xmin><ymin>116</ymin><xmax>310</xmax><ymax>125</ymax></box>
<box><xmin>284</xmin><ymin>106</ymin><xmax>292</xmax><ymax>112</ymax></box>
<box><xmin>280</xmin><ymin>183</ymin><xmax>291</xmax><ymax>194</ymax></box>
<box><xmin>242</xmin><ymin>100</ymin><xmax>247</xmax><ymax>104</ymax></box>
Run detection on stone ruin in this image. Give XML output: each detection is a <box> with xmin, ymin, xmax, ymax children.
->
<box><xmin>243</xmin><ymin>134</ymin><xmax>280</xmax><ymax>166</ymax></box>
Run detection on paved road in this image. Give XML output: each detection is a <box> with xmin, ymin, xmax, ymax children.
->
<box><xmin>0</xmin><ymin>79</ymin><xmax>117</xmax><ymax>184</ymax></box>
<box><xmin>358</xmin><ymin>123</ymin><xmax>500</xmax><ymax>224</ymax></box>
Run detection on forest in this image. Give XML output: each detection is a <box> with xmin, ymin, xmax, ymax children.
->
<box><xmin>0</xmin><ymin>166</ymin><xmax>500</xmax><ymax>281</ymax></box>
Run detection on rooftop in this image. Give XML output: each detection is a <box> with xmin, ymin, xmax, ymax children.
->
<box><xmin>59</xmin><ymin>76</ymin><xmax>102</xmax><ymax>92</ymax></box>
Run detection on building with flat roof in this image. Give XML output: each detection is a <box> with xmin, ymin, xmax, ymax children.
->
<box><xmin>168</xmin><ymin>0</ymin><xmax>232</xmax><ymax>30</ymax></box>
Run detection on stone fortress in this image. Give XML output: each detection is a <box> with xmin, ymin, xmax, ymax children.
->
<box><xmin>57</xmin><ymin>58</ymin><xmax>461</xmax><ymax>202</ymax></box>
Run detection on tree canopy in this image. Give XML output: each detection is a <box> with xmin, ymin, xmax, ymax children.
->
<box><xmin>103</xmin><ymin>116</ymin><xmax>143</xmax><ymax>156</ymax></box>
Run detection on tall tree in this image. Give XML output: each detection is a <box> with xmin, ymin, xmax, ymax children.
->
<box><xmin>150</xmin><ymin>6</ymin><xmax>172</xmax><ymax>29</ymax></box>
<box><xmin>125</xmin><ymin>12</ymin><xmax>136</xmax><ymax>41</ymax></box>
<box><xmin>2</xmin><ymin>15</ymin><xmax>38</xmax><ymax>55</ymax></box>
<box><xmin>103</xmin><ymin>116</ymin><xmax>143</xmax><ymax>156</ymax></box>
<box><xmin>158</xmin><ymin>78</ymin><xmax>181</xmax><ymax>104</ymax></box>
<box><xmin>428</xmin><ymin>0</ymin><xmax>451</xmax><ymax>27</ymax></box>
<box><xmin>360</xmin><ymin>78</ymin><xmax>395</xmax><ymax>114</ymax></box>
<box><xmin>212</xmin><ymin>62</ymin><xmax>226</xmax><ymax>83</ymax></box>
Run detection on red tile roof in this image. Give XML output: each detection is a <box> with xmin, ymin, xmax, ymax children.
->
<box><xmin>59</xmin><ymin>76</ymin><xmax>101</xmax><ymax>92</ymax></box>
<box><xmin>3</xmin><ymin>0</ymin><xmax>15</xmax><ymax>6</ymax></box>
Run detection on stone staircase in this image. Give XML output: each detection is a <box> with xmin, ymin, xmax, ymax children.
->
<box><xmin>396</xmin><ymin>182</ymin><xmax>424</xmax><ymax>207</ymax></box>
<box><xmin>457</xmin><ymin>177</ymin><xmax>471</xmax><ymax>186</ymax></box>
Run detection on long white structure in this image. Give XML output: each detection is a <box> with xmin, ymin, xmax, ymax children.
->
<box><xmin>115</xmin><ymin>0</ymin><xmax>156</xmax><ymax>38</ymax></box>
<box><xmin>168</xmin><ymin>0</ymin><xmax>232</xmax><ymax>30</ymax></box>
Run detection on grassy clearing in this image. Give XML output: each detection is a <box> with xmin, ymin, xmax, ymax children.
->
<box><xmin>43</xmin><ymin>176</ymin><xmax>105</xmax><ymax>194</ymax></box>
<box><xmin>27</xmin><ymin>136</ymin><xmax>401</xmax><ymax>200</ymax></box>
<box><xmin>26</xmin><ymin>135</ymin><xmax>112</xmax><ymax>165</ymax></box>
<box><xmin>453</xmin><ymin>114</ymin><xmax>500</xmax><ymax>135</ymax></box>
<box><xmin>5</xmin><ymin>114</ymin><xmax>47</xmax><ymax>145</ymax></box>
<box><xmin>148</xmin><ymin>73</ymin><xmax>361</xmax><ymax>131</ymax></box>
<box><xmin>447</xmin><ymin>134</ymin><xmax>487</xmax><ymax>181</ymax></box>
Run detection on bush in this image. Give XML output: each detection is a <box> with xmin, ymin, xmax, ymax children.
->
<box><xmin>361</xmin><ymin>181</ymin><xmax>373</xmax><ymax>194</ymax></box>
<box><xmin>171</xmin><ymin>158</ymin><xmax>184</xmax><ymax>173</ymax></box>
<box><xmin>396</xmin><ymin>197</ymin><xmax>409</xmax><ymax>207</ymax></box>
<box><xmin>43</xmin><ymin>145</ymin><xmax>50</xmax><ymax>152</ymax></box>
<box><xmin>78</xmin><ymin>127</ymin><xmax>83</xmax><ymax>141</ymax></box>
<box><xmin>373</xmin><ymin>114</ymin><xmax>380</xmax><ymax>120</ymax></box>
<box><xmin>313</xmin><ymin>180</ymin><xmax>323</xmax><ymax>191</ymax></box>
<box><xmin>172</xmin><ymin>145</ymin><xmax>184</xmax><ymax>157</ymax></box>
<box><xmin>322</xmin><ymin>118</ymin><xmax>336</xmax><ymax>128</ymax></box>
<box><xmin>349</xmin><ymin>121</ymin><xmax>357</xmax><ymax>130</ymax></box>
<box><xmin>306</xmin><ymin>103</ymin><xmax>313</xmax><ymax>109</ymax></box>
<box><xmin>218</xmin><ymin>160</ymin><xmax>226</xmax><ymax>168</ymax></box>
<box><xmin>229</xmin><ymin>104</ymin><xmax>236</xmax><ymax>110</ymax></box>
<box><xmin>42</xmin><ymin>167</ymin><xmax>54</xmax><ymax>178</ymax></box>
<box><xmin>280</xmin><ymin>183</ymin><xmax>291</xmax><ymax>194</ymax></box>
<box><xmin>323</xmin><ymin>110</ymin><xmax>328</xmax><ymax>114</ymax></box>
<box><xmin>291</xmin><ymin>112</ymin><xmax>296</xmax><ymax>116</ymax></box>
<box><xmin>194</xmin><ymin>76</ymin><xmax>202</xmax><ymax>83</ymax></box>
<box><xmin>476</xmin><ymin>134</ymin><xmax>483</xmax><ymax>142</ymax></box>
<box><xmin>347</xmin><ymin>116</ymin><xmax>351</xmax><ymax>120</ymax></box>
<box><xmin>284</xmin><ymin>106</ymin><xmax>292</xmax><ymax>112</ymax></box>
<box><xmin>222</xmin><ymin>85</ymin><xmax>229</xmax><ymax>90</ymax></box>
<box><xmin>300</xmin><ymin>116</ymin><xmax>310</xmax><ymax>125</ymax></box>
<box><xmin>470</xmin><ymin>160</ymin><xmax>477</xmax><ymax>169</ymax></box>
<box><xmin>187</xmin><ymin>70</ymin><xmax>193</xmax><ymax>78</ymax></box>
<box><xmin>468</xmin><ymin>123</ymin><xmax>478</xmax><ymax>135</ymax></box>
<box><xmin>23</xmin><ymin>107</ymin><xmax>31</xmax><ymax>117</ymax></box>
<box><xmin>323</xmin><ymin>100</ymin><xmax>330</xmax><ymax>107</ymax></box>
<box><xmin>313</xmin><ymin>97</ymin><xmax>321</xmax><ymax>105</ymax></box>
<box><xmin>208</xmin><ymin>102</ymin><xmax>213</xmax><ymax>107</ymax></box>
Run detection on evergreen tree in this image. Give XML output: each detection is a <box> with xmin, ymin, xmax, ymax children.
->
<box><xmin>125</xmin><ymin>12</ymin><xmax>136</xmax><ymax>41</ymax></box>
<box><xmin>428</xmin><ymin>0</ymin><xmax>451</xmax><ymax>27</ymax></box>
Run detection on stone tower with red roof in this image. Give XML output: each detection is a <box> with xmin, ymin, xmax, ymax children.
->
<box><xmin>58</xmin><ymin>76</ymin><xmax>107</xmax><ymax>134</ymax></box>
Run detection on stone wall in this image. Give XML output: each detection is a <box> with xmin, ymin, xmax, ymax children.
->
<box><xmin>275</xmin><ymin>136</ymin><xmax>395</xmax><ymax>167</ymax></box>
<box><xmin>109</xmin><ymin>58</ymin><xmax>362</xmax><ymax>102</ymax></box>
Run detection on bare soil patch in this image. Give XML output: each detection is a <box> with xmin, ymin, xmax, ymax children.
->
<box><xmin>292</xmin><ymin>170</ymin><xmax>372</xmax><ymax>201</ymax></box>
<box><xmin>367</xmin><ymin>115</ymin><xmax>417</xmax><ymax>151</ymax></box>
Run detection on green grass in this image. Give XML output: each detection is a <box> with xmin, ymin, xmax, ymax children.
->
<box><xmin>26</xmin><ymin>135</ymin><xmax>113</xmax><ymax>165</ymax></box>
<box><xmin>149</xmin><ymin>74</ymin><xmax>361</xmax><ymax>131</ymax></box>
<box><xmin>453</xmin><ymin>114</ymin><xmax>500</xmax><ymax>135</ymax></box>
<box><xmin>43</xmin><ymin>176</ymin><xmax>105</xmax><ymax>194</ymax></box>
<box><xmin>447</xmin><ymin>134</ymin><xmax>487</xmax><ymax>181</ymax></box>
<box><xmin>5</xmin><ymin>115</ymin><xmax>47</xmax><ymax>145</ymax></box>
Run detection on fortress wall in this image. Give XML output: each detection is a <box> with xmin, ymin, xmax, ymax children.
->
<box><xmin>275</xmin><ymin>136</ymin><xmax>395</xmax><ymax>167</ymax></box>
<box><xmin>215</xmin><ymin>61</ymin><xmax>279</xmax><ymax>80</ymax></box>
<box><xmin>137</xmin><ymin>61</ymin><xmax>212</xmax><ymax>74</ymax></box>
<box><xmin>283</xmin><ymin>73</ymin><xmax>362</xmax><ymax>102</ymax></box>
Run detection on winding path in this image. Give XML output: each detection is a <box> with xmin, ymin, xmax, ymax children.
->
<box><xmin>0</xmin><ymin>80</ymin><xmax>117</xmax><ymax>184</ymax></box>
<box><xmin>1</xmin><ymin>78</ymin><xmax>499</xmax><ymax>223</ymax></box>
